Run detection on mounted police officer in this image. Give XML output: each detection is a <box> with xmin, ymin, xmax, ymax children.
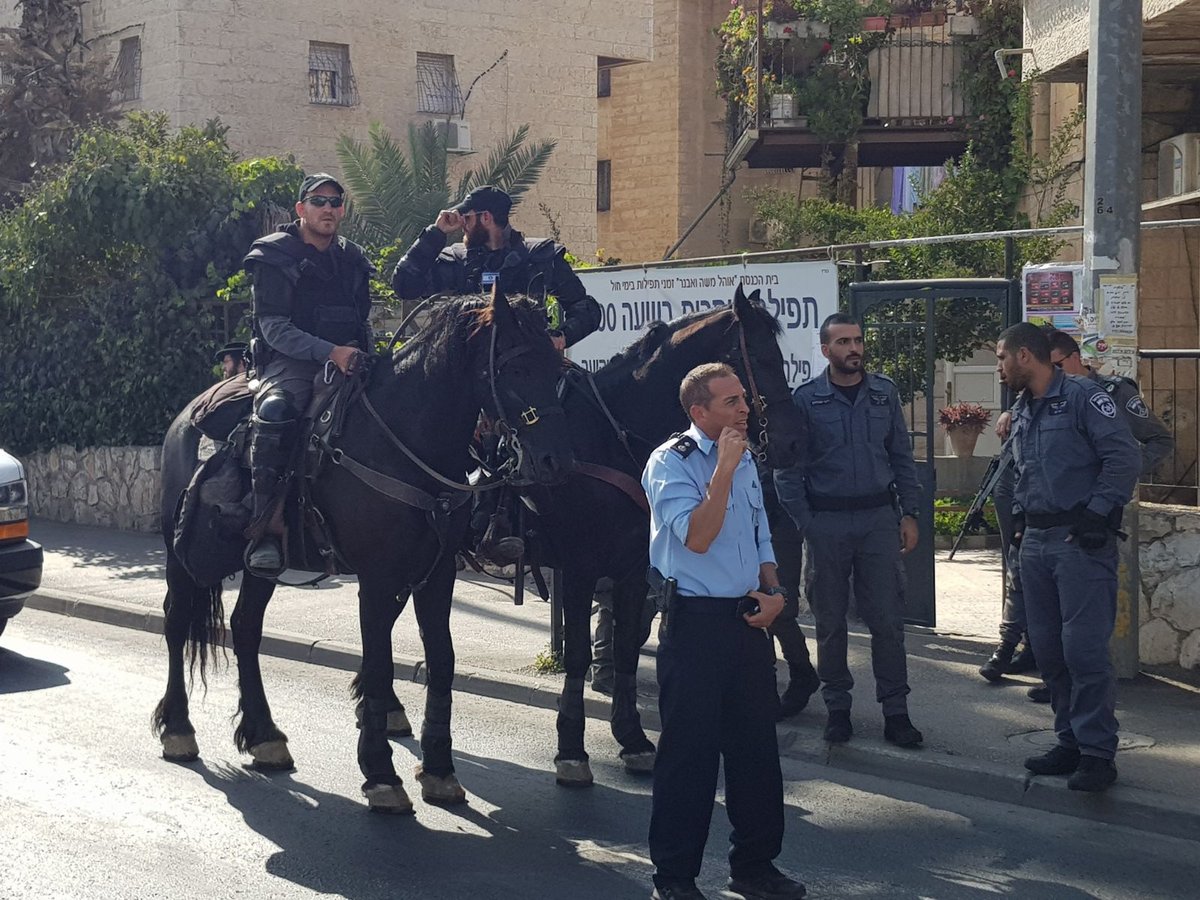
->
<box><xmin>775</xmin><ymin>312</ymin><xmax>924</xmax><ymax>749</ymax></box>
<box><xmin>981</xmin><ymin>328</ymin><xmax>1172</xmax><ymax>699</ymax></box>
<box><xmin>995</xmin><ymin>323</ymin><xmax>1139</xmax><ymax>792</ymax></box>
<box><xmin>391</xmin><ymin>185</ymin><xmax>602</xmax><ymax>351</ymax></box>
<box><xmin>242</xmin><ymin>173</ymin><xmax>375</xmax><ymax>575</ymax></box>
<box><xmin>643</xmin><ymin>363</ymin><xmax>806</xmax><ymax>900</ymax></box>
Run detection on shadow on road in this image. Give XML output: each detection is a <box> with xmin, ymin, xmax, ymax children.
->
<box><xmin>0</xmin><ymin>646</ymin><xmax>71</xmax><ymax>694</ymax></box>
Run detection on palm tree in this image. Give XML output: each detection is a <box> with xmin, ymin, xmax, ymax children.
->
<box><xmin>335</xmin><ymin>121</ymin><xmax>556</xmax><ymax>249</ymax></box>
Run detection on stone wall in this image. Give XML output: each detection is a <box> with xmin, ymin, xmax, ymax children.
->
<box><xmin>1139</xmin><ymin>503</ymin><xmax>1200</xmax><ymax>669</ymax></box>
<box><xmin>24</xmin><ymin>446</ymin><xmax>162</xmax><ymax>533</ymax></box>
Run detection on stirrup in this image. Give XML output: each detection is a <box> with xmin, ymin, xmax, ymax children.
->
<box><xmin>476</xmin><ymin>535</ymin><xmax>525</xmax><ymax>565</ymax></box>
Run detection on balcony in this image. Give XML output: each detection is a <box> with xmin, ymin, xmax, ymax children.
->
<box><xmin>721</xmin><ymin>1</ymin><xmax>976</xmax><ymax>170</ymax></box>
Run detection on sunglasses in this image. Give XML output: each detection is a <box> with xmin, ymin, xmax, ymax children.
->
<box><xmin>303</xmin><ymin>195</ymin><xmax>344</xmax><ymax>208</ymax></box>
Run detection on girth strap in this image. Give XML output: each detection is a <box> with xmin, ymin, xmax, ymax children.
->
<box><xmin>574</xmin><ymin>461</ymin><xmax>650</xmax><ymax>515</ymax></box>
<box><xmin>328</xmin><ymin>447</ymin><xmax>470</xmax><ymax>513</ymax></box>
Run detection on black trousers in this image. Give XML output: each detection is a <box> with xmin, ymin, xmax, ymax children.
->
<box><xmin>649</xmin><ymin>598</ymin><xmax>784</xmax><ymax>885</ymax></box>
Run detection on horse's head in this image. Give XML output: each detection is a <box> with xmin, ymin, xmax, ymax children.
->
<box><xmin>471</xmin><ymin>288</ymin><xmax>573</xmax><ymax>487</ymax></box>
<box><xmin>724</xmin><ymin>284</ymin><xmax>804</xmax><ymax>469</ymax></box>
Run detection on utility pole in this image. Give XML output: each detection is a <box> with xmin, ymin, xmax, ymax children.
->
<box><xmin>1082</xmin><ymin>0</ymin><xmax>1142</xmax><ymax>679</ymax></box>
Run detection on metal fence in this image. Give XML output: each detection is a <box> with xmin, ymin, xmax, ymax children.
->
<box><xmin>1139</xmin><ymin>349</ymin><xmax>1200</xmax><ymax>504</ymax></box>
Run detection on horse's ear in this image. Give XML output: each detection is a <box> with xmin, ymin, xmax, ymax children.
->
<box><xmin>733</xmin><ymin>285</ymin><xmax>760</xmax><ymax>318</ymax></box>
<box><xmin>490</xmin><ymin>281</ymin><xmax>515</xmax><ymax>327</ymax></box>
<box><xmin>734</xmin><ymin>283</ymin><xmax>746</xmax><ymax>304</ymax></box>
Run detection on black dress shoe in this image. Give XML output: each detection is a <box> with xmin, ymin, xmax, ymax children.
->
<box><xmin>651</xmin><ymin>880</ymin><xmax>709</xmax><ymax>900</ymax></box>
<box><xmin>1007</xmin><ymin>644</ymin><xmax>1038</xmax><ymax>674</ymax></box>
<box><xmin>979</xmin><ymin>643</ymin><xmax>1015</xmax><ymax>682</ymax></box>
<box><xmin>728</xmin><ymin>867</ymin><xmax>807</xmax><ymax>900</ymax></box>
<box><xmin>777</xmin><ymin>672</ymin><xmax>820</xmax><ymax>720</ymax></box>
<box><xmin>1068</xmin><ymin>756</ymin><xmax>1118</xmax><ymax>792</ymax></box>
<box><xmin>1027</xmin><ymin>684</ymin><xmax>1052</xmax><ymax>703</ymax></box>
<box><xmin>884</xmin><ymin>713</ymin><xmax>924</xmax><ymax>747</ymax></box>
<box><xmin>823</xmin><ymin>709</ymin><xmax>852</xmax><ymax>743</ymax></box>
<box><xmin>1024</xmin><ymin>744</ymin><xmax>1081</xmax><ymax>775</ymax></box>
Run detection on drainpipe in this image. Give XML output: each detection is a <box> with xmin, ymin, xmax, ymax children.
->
<box><xmin>662</xmin><ymin>168</ymin><xmax>738</xmax><ymax>261</ymax></box>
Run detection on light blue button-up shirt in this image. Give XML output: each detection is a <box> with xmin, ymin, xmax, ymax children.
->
<box><xmin>641</xmin><ymin>423</ymin><xmax>775</xmax><ymax>598</ymax></box>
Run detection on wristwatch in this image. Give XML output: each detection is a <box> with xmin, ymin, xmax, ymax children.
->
<box><xmin>765</xmin><ymin>586</ymin><xmax>789</xmax><ymax>601</ymax></box>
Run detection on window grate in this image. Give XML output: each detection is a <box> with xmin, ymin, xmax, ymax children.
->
<box><xmin>417</xmin><ymin>53</ymin><xmax>462</xmax><ymax>115</ymax></box>
<box><xmin>115</xmin><ymin>37</ymin><xmax>141</xmax><ymax>102</ymax></box>
<box><xmin>309</xmin><ymin>42</ymin><xmax>358</xmax><ymax>106</ymax></box>
<box><xmin>597</xmin><ymin>160</ymin><xmax>612</xmax><ymax>212</ymax></box>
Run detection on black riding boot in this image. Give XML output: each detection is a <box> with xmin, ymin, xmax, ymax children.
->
<box><xmin>476</xmin><ymin>493</ymin><xmax>524</xmax><ymax>565</ymax></box>
<box><xmin>245</xmin><ymin>416</ymin><xmax>295</xmax><ymax>575</ymax></box>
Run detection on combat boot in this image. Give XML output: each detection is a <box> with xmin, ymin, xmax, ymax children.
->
<box><xmin>978</xmin><ymin>642</ymin><xmax>1016</xmax><ymax>682</ymax></box>
<box><xmin>884</xmin><ymin>713</ymin><xmax>924</xmax><ymax>748</ymax></box>
<box><xmin>1024</xmin><ymin>745</ymin><xmax>1080</xmax><ymax>775</ymax></box>
<box><xmin>1067</xmin><ymin>756</ymin><xmax>1118</xmax><ymax>792</ymax></box>
<box><xmin>1027</xmin><ymin>683</ymin><xmax>1052</xmax><ymax>703</ymax></box>
<box><xmin>728</xmin><ymin>865</ymin><xmax>807</xmax><ymax>900</ymax></box>
<box><xmin>1007</xmin><ymin>643</ymin><xmax>1038</xmax><ymax>674</ymax></box>
<box><xmin>651</xmin><ymin>880</ymin><xmax>709</xmax><ymax>900</ymax></box>
<box><xmin>823</xmin><ymin>709</ymin><xmax>852</xmax><ymax>743</ymax></box>
<box><xmin>777</xmin><ymin>663</ymin><xmax>820</xmax><ymax>720</ymax></box>
<box><xmin>244</xmin><ymin>397</ymin><xmax>296</xmax><ymax>577</ymax></box>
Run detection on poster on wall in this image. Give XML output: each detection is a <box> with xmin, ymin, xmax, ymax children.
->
<box><xmin>1022</xmin><ymin>262</ymin><xmax>1100</xmax><ymax>359</ymax></box>
<box><xmin>571</xmin><ymin>261</ymin><xmax>839</xmax><ymax>388</ymax></box>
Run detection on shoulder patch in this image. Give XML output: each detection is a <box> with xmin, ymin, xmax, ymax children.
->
<box><xmin>1125</xmin><ymin>395</ymin><xmax>1150</xmax><ymax>418</ymax></box>
<box><xmin>1089</xmin><ymin>392</ymin><xmax>1117</xmax><ymax>419</ymax></box>
<box><xmin>671</xmin><ymin>434</ymin><xmax>698</xmax><ymax>458</ymax></box>
<box><xmin>870</xmin><ymin>372</ymin><xmax>896</xmax><ymax>385</ymax></box>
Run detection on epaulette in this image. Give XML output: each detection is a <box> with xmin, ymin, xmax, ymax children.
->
<box><xmin>669</xmin><ymin>432</ymin><xmax>697</xmax><ymax>458</ymax></box>
<box><xmin>1101</xmin><ymin>374</ymin><xmax>1139</xmax><ymax>393</ymax></box>
<box><xmin>869</xmin><ymin>371</ymin><xmax>896</xmax><ymax>386</ymax></box>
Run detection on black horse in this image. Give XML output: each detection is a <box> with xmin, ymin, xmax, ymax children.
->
<box><xmin>152</xmin><ymin>291</ymin><xmax>573</xmax><ymax>812</ymax></box>
<box><xmin>531</xmin><ymin>285</ymin><xmax>805</xmax><ymax>785</ymax></box>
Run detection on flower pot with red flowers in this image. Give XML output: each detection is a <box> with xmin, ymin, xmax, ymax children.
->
<box><xmin>938</xmin><ymin>402</ymin><xmax>990</xmax><ymax>458</ymax></box>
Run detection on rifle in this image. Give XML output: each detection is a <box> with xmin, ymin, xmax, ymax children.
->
<box><xmin>949</xmin><ymin>441</ymin><xmax>1013</xmax><ymax>560</ymax></box>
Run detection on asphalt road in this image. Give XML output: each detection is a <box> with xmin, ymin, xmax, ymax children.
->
<box><xmin>3</xmin><ymin>610</ymin><xmax>1198</xmax><ymax>900</ymax></box>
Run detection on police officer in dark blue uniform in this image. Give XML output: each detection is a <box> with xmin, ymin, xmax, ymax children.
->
<box><xmin>390</xmin><ymin>185</ymin><xmax>601</xmax><ymax>351</ymax></box>
<box><xmin>643</xmin><ymin>363</ymin><xmax>806</xmax><ymax>900</ymax></box>
<box><xmin>775</xmin><ymin>313</ymin><xmax>924</xmax><ymax>748</ymax></box>
<box><xmin>242</xmin><ymin>173</ymin><xmax>375</xmax><ymax>574</ymax></box>
<box><xmin>996</xmin><ymin>323</ymin><xmax>1140</xmax><ymax>792</ymax></box>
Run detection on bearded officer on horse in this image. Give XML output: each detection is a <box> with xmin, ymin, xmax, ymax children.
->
<box><xmin>241</xmin><ymin>172</ymin><xmax>375</xmax><ymax>576</ymax></box>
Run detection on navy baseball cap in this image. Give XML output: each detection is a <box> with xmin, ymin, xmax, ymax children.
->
<box><xmin>452</xmin><ymin>185</ymin><xmax>513</xmax><ymax>217</ymax></box>
<box><xmin>297</xmin><ymin>173</ymin><xmax>345</xmax><ymax>201</ymax></box>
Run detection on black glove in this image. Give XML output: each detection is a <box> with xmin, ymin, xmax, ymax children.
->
<box><xmin>1011</xmin><ymin>512</ymin><xmax>1025</xmax><ymax>548</ymax></box>
<box><xmin>1070</xmin><ymin>509</ymin><xmax>1110</xmax><ymax>550</ymax></box>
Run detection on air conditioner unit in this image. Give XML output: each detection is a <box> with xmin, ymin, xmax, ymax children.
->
<box><xmin>435</xmin><ymin>119</ymin><xmax>473</xmax><ymax>153</ymax></box>
<box><xmin>748</xmin><ymin>216</ymin><xmax>769</xmax><ymax>244</ymax></box>
<box><xmin>1157</xmin><ymin>133</ymin><xmax>1200</xmax><ymax>198</ymax></box>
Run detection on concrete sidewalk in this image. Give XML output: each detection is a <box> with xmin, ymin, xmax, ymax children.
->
<box><xmin>17</xmin><ymin>518</ymin><xmax>1200</xmax><ymax>839</ymax></box>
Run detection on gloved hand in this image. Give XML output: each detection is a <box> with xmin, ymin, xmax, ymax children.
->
<box><xmin>1011</xmin><ymin>512</ymin><xmax>1025</xmax><ymax>548</ymax></box>
<box><xmin>1069</xmin><ymin>509</ymin><xmax>1110</xmax><ymax>550</ymax></box>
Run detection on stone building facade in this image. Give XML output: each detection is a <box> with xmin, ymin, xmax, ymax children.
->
<box><xmin>73</xmin><ymin>0</ymin><xmax>654</xmax><ymax>256</ymax></box>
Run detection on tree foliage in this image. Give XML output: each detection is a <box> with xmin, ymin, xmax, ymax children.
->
<box><xmin>0</xmin><ymin>0</ymin><xmax>117</xmax><ymax>198</ymax></box>
<box><xmin>334</xmin><ymin>121</ymin><xmax>556</xmax><ymax>249</ymax></box>
<box><xmin>0</xmin><ymin>113</ymin><xmax>301</xmax><ymax>454</ymax></box>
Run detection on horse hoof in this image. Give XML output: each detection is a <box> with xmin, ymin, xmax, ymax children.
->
<box><xmin>555</xmin><ymin>759</ymin><xmax>594</xmax><ymax>788</ymax></box>
<box><xmin>363</xmin><ymin>782</ymin><xmax>415</xmax><ymax>814</ymax></box>
<box><xmin>622</xmin><ymin>750</ymin><xmax>656</xmax><ymax>775</ymax></box>
<box><xmin>161</xmin><ymin>733</ymin><xmax>199</xmax><ymax>762</ymax></box>
<box><xmin>415</xmin><ymin>764</ymin><xmax>467</xmax><ymax>805</ymax></box>
<box><xmin>387</xmin><ymin>709</ymin><xmax>413</xmax><ymax>738</ymax></box>
<box><xmin>249</xmin><ymin>740</ymin><xmax>294</xmax><ymax>770</ymax></box>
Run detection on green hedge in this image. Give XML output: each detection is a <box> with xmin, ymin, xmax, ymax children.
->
<box><xmin>0</xmin><ymin>114</ymin><xmax>301</xmax><ymax>454</ymax></box>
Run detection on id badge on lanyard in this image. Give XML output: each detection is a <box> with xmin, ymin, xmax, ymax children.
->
<box><xmin>481</xmin><ymin>271</ymin><xmax>499</xmax><ymax>289</ymax></box>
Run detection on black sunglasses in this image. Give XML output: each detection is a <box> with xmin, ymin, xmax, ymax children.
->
<box><xmin>304</xmin><ymin>195</ymin><xmax>344</xmax><ymax>208</ymax></box>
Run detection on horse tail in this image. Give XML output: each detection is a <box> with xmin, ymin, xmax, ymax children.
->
<box><xmin>186</xmin><ymin>579</ymin><xmax>227</xmax><ymax>691</ymax></box>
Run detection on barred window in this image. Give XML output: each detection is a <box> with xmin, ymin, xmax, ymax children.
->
<box><xmin>417</xmin><ymin>53</ymin><xmax>462</xmax><ymax>115</ymax></box>
<box><xmin>597</xmin><ymin>66</ymin><xmax>611</xmax><ymax>98</ymax></box>
<box><xmin>309</xmin><ymin>42</ymin><xmax>358</xmax><ymax>106</ymax></box>
<box><xmin>115</xmin><ymin>37</ymin><xmax>141</xmax><ymax>102</ymax></box>
<box><xmin>597</xmin><ymin>160</ymin><xmax>612</xmax><ymax>212</ymax></box>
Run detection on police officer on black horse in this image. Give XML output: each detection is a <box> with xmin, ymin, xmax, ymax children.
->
<box><xmin>242</xmin><ymin>173</ymin><xmax>375</xmax><ymax>575</ymax></box>
<box><xmin>391</xmin><ymin>185</ymin><xmax>602</xmax><ymax>563</ymax></box>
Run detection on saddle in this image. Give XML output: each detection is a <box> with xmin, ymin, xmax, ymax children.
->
<box><xmin>174</xmin><ymin>365</ymin><xmax>366</xmax><ymax>586</ymax></box>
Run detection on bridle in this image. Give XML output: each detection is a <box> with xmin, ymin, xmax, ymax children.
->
<box><xmin>729</xmin><ymin>307</ymin><xmax>777</xmax><ymax>464</ymax></box>
<box><xmin>482</xmin><ymin>321</ymin><xmax>564</xmax><ymax>481</ymax></box>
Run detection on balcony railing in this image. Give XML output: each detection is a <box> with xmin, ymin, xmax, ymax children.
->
<box><xmin>723</xmin><ymin>1</ymin><xmax>976</xmax><ymax>170</ymax></box>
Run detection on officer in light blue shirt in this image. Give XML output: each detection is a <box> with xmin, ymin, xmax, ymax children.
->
<box><xmin>641</xmin><ymin>362</ymin><xmax>806</xmax><ymax>900</ymax></box>
<box><xmin>996</xmin><ymin>323</ymin><xmax>1139</xmax><ymax>794</ymax></box>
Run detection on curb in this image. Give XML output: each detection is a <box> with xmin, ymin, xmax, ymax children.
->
<box><xmin>25</xmin><ymin>588</ymin><xmax>1200</xmax><ymax>841</ymax></box>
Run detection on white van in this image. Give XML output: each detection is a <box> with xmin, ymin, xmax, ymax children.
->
<box><xmin>0</xmin><ymin>449</ymin><xmax>43</xmax><ymax>636</ymax></box>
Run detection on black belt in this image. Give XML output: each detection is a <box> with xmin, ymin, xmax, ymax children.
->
<box><xmin>1025</xmin><ymin>510</ymin><xmax>1081</xmax><ymax>529</ymax></box>
<box><xmin>670</xmin><ymin>595</ymin><xmax>746</xmax><ymax>616</ymax></box>
<box><xmin>807</xmin><ymin>491</ymin><xmax>893</xmax><ymax>512</ymax></box>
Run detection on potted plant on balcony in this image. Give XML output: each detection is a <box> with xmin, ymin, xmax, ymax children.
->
<box><xmin>769</xmin><ymin>76</ymin><xmax>805</xmax><ymax>122</ymax></box>
<box><xmin>938</xmin><ymin>401</ymin><xmax>991</xmax><ymax>458</ymax></box>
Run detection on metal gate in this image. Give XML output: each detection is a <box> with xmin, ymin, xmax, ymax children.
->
<box><xmin>849</xmin><ymin>279</ymin><xmax>1018</xmax><ymax>627</ymax></box>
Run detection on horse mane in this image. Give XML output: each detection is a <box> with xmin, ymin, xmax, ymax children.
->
<box><xmin>389</xmin><ymin>293</ymin><xmax>552</xmax><ymax>378</ymax></box>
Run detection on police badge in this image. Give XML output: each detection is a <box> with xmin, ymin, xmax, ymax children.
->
<box><xmin>1089</xmin><ymin>392</ymin><xmax>1117</xmax><ymax>418</ymax></box>
<box><xmin>1126</xmin><ymin>395</ymin><xmax>1150</xmax><ymax>418</ymax></box>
